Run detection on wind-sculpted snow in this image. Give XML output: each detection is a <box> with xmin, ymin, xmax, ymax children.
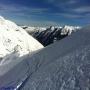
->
<box><xmin>0</xmin><ymin>16</ymin><xmax>43</xmax><ymax>61</ymax></box>
<box><xmin>22</xmin><ymin>46</ymin><xmax>90</xmax><ymax>90</ymax></box>
<box><xmin>0</xmin><ymin>25</ymin><xmax>90</xmax><ymax>90</ymax></box>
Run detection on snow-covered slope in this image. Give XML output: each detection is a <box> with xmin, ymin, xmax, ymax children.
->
<box><xmin>0</xmin><ymin>16</ymin><xmax>43</xmax><ymax>59</ymax></box>
<box><xmin>0</xmin><ymin>25</ymin><xmax>90</xmax><ymax>90</ymax></box>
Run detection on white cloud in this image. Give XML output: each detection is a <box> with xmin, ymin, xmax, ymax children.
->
<box><xmin>48</xmin><ymin>12</ymin><xmax>83</xmax><ymax>19</ymax></box>
<box><xmin>60</xmin><ymin>13</ymin><xmax>83</xmax><ymax>18</ymax></box>
<box><xmin>47</xmin><ymin>0</ymin><xmax>55</xmax><ymax>3</ymax></box>
<box><xmin>73</xmin><ymin>6</ymin><xmax>90</xmax><ymax>13</ymax></box>
<box><xmin>17</xmin><ymin>19</ymin><xmax>62</xmax><ymax>26</ymax></box>
<box><xmin>0</xmin><ymin>3</ymin><xmax>49</xmax><ymax>14</ymax></box>
<box><xmin>67</xmin><ymin>0</ymin><xmax>78</xmax><ymax>4</ymax></box>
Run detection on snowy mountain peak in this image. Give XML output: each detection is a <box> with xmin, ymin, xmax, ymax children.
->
<box><xmin>49</xmin><ymin>26</ymin><xmax>55</xmax><ymax>31</ymax></box>
<box><xmin>0</xmin><ymin>16</ymin><xmax>4</xmax><ymax>20</ymax></box>
<box><xmin>61</xmin><ymin>25</ymin><xmax>81</xmax><ymax>35</ymax></box>
<box><xmin>0</xmin><ymin>16</ymin><xmax>43</xmax><ymax>59</ymax></box>
<box><xmin>0</xmin><ymin>16</ymin><xmax>5</xmax><ymax>25</ymax></box>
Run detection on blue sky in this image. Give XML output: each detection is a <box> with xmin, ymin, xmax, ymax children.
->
<box><xmin>0</xmin><ymin>0</ymin><xmax>90</xmax><ymax>26</ymax></box>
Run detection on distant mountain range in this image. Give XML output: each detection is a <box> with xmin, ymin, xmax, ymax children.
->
<box><xmin>21</xmin><ymin>25</ymin><xmax>81</xmax><ymax>46</ymax></box>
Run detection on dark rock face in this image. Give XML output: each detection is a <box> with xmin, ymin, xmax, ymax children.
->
<box><xmin>33</xmin><ymin>26</ymin><xmax>69</xmax><ymax>46</ymax></box>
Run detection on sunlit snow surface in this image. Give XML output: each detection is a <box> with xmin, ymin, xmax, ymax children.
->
<box><xmin>0</xmin><ymin>16</ymin><xmax>43</xmax><ymax>62</ymax></box>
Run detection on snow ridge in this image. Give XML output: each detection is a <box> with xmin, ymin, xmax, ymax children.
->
<box><xmin>0</xmin><ymin>16</ymin><xmax>43</xmax><ymax>60</ymax></box>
